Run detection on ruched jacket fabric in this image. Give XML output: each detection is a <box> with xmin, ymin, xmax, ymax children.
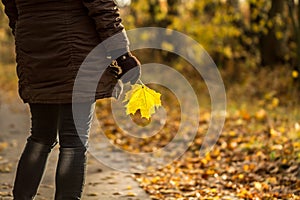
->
<box><xmin>1</xmin><ymin>0</ymin><xmax>129</xmax><ymax>103</ymax></box>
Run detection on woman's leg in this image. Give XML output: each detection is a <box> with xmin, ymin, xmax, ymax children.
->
<box><xmin>55</xmin><ymin>102</ymin><xmax>95</xmax><ymax>200</ymax></box>
<box><xmin>13</xmin><ymin>104</ymin><xmax>59</xmax><ymax>200</ymax></box>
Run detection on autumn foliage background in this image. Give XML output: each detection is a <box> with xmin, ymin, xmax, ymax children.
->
<box><xmin>1</xmin><ymin>0</ymin><xmax>300</xmax><ymax>199</ymax></box>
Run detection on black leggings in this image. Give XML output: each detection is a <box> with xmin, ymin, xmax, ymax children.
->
<box><xmin>28</xmin><ymin>103</ymin><xmax>95</xmax><ymax>148</ymax></box>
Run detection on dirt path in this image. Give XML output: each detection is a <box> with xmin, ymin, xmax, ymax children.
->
<box><xmin>0</xmin><ymin>98</ymin><xmax>149</xmax><ymax>200</ymax></box>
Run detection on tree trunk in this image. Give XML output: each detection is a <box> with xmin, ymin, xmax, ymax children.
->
<box><xmin>260</xmin><ymin>0</ymin><xmax>288</xmax><ymax>66</ymax></box>
<box><xmin>287</xmin><ymin>0</ymin><xmax>300</xmax><ymax>86</ymax></box>
<box><xmin>227</xmin><ymin>0</ymin><xmax>239</xmax><ymax>9</ymax></box>
<box><xmin>297</xmin><ymin>0</ymin><xmax>300</xmax><ymax>72</ymax></box>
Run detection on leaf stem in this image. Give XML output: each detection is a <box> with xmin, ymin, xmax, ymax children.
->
<box><xmin>137</xmin><ymin>79</ymin><xmax>145</xmax><ymax>85</ymax></box>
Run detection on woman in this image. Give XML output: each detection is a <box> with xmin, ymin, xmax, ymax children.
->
<box><xmin>1</xmin><ymin>0</ymin><xmax>141</xmax><ymax>199</ymax></box>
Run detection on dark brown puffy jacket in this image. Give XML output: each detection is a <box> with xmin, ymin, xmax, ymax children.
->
<box><xmin>1</xmin><ymin>0</ymin><xmax>129</xmax><ymax>103</ymax></box>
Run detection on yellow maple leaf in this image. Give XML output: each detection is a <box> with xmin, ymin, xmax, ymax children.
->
<box><xmin>123</xmin><ymin>84</ymin><xmax>162</xmax><ymax>119</ymax></box>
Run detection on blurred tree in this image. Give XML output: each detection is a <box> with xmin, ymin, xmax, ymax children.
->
<box><xmin>0</xmin><ymin>3</ymin><xmax>15</xmax><ymax>64</ymax></box>
<box><xmin>123</xmin><ymin>0</ymin><xmax>296</xmax><ymax>70</ymax></box>
<box><xmin>227</xmin><ymin>0</ymin><xmax>239</xmax><ymax>13</ymax></box>
<box><xmin>125</xmin><ymin>0</ymin><xmax>258</xmax><ymax>68</ymax></box>
<box><xmin>260</xmin><ymin>0</ymin><xmax>288</xmax><ymax>66</ymax></box>
<box><xmin>249</xmin><ymin>0</ymin><xmax>288</xmax><ymax>66</ymax></box>
<box><xmin>172</xmin><ymin>0</ymin><xmax>243</xmax><ymax>62</ymax></box>
<box><xmin>287</xmin><ymin>0</ymin><xmax>300</xmax><ymax>73</ymax></box>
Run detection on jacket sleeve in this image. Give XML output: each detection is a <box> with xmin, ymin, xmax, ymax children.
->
<box><xmin>1</xmin><ymin>0</ymin><xmax>18</xmax><ymax>35</ymax></box>
<box><xmin>82</xmin><ymin>0</ymin><xmax>129</xmax><ymax>55</ymax></box>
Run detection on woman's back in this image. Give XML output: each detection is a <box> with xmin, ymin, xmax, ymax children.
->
<box><xmin>11</xmin><ymin>0</ymin><xmax>126</xmax><ymax>103</ymax></box>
